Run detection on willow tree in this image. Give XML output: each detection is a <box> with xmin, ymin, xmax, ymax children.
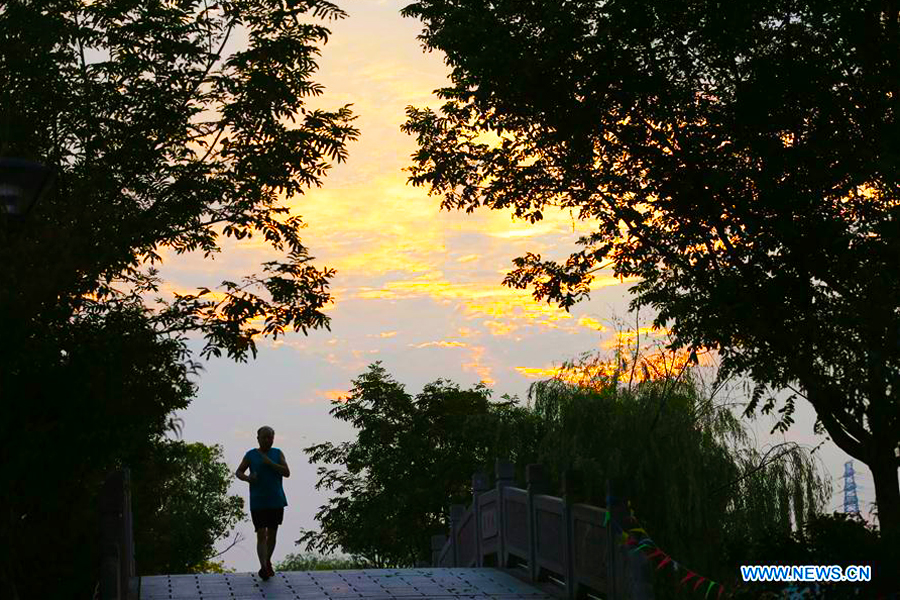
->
<box><xmin>528</xmin><ymin>343</ymin><xmax>831</xmax><ymax>594</ymax></box>
<box><xmin>400</xmin><ymin>0</ymin><xmax>900</xmax><ymax>554</ymax></box>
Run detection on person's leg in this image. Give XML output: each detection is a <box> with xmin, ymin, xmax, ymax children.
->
<box><xmin>265</xmin><ymin>509</ymin><xmax>283</xmax><ymax>574</ymax></box>
<box><xmin>251</xmin><ymin>510</ymin><xmax>270</xmax><ymax>574</ymax></box>
<box><xmin>256</xmin><ymin>527</ymin><xmax>269</xmax><ymax>571</ymax></box>
<box><xmin>266</xmin><ymin>525</ymin><xmax>277</xmax><ymax>567</ymax></box>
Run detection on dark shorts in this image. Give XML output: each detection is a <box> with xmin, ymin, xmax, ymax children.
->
<box><xmin>251</xmin><ymin>508</ymin><xmax>284</xmax><ymax>532</ymax></box>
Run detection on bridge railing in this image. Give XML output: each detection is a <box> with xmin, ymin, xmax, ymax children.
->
<box><xmin>431</xmin><ymin>459</ymin><xmax>654</xmax><ymax>600</ymax></box>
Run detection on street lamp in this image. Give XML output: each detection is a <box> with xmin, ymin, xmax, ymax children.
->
<box><xmin>0</xmin><ymin>157</ymin><xmax>55</xmax><ymax>217</ymax></box>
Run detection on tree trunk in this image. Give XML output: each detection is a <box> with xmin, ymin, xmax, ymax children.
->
<box><xmin>868</xmin><ymin>452</ymin><xmax>900</xmax><ymax>592</ymax></box>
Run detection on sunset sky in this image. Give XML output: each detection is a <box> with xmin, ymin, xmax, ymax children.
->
<box><xmin>149</xmin><ymin>0</ymin><xmax>875</xmax><ymax>572</ymax></box>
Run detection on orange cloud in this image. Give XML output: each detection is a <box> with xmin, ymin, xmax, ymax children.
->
<box><xmin>320</xmin><ymin>389</ymin><xmax>350</xmax><ymax>403</ymax></box>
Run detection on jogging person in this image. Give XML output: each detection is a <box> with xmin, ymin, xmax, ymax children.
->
<box><xmin>235</xmin><ymin>426</ymin><xmax>290</xmax><ymax>580</ymax></box>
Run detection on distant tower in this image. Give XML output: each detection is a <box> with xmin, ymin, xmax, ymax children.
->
<box><xmin>842</xmin><ymin>460</ymin><xmax>860</xmax><ymax>515</ymax></box>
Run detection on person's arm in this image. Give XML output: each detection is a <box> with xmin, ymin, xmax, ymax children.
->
<box><xmin>277</xmin><ymin>451</ymin><xmax>290</xmax><ymax>478</ymax></box>
<box><xmin>235</xmin><ymin>456</ymin><xmax>256</xmax><ymax>482</ymax></box>
<box><xmin>260</xmin><ymin>450</ymin><xmax>290</xmax><ymax>477</ymax></box>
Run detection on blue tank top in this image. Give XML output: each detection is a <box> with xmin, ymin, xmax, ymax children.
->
<box><xmin>244</xmin><ymin>447</ymin><xmax>288</xmax><ymax>511</ymax></box>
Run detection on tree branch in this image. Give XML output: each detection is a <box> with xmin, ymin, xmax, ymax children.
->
<box><xmin>209</xmin><ymin>530</ymin><xmax>244</xmax><ymax>559</ymax></box>
<box><xmin>708</xmin><ymin>442</ymin><xmax>798</xmax><ymax>498</ymax></box>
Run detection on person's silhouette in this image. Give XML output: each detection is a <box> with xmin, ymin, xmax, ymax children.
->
<box><xmin>235</xmin><ymin>425</ymin><xmax>290</xmax><ymax>579</ymax></box>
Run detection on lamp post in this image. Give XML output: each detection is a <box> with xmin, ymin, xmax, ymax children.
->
<box><xmin>0</xmin><ymin>157</ymin><xmax>54</xmax><ymax>600</ymax></box>
<box><xmin>0</xmin><ymin>157</ymin><xmax>55</xmax><ymax>217</ymax></box>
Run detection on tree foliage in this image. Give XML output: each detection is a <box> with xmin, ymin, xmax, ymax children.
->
<box><xmin>299</xmin><ymin>343</ymin><xmax>833</xmax><ymax>594</ymax></box>
<box><xmin>125</xmin><ymin>437</ymin><xmax>246</xmax><ymax>577</ymax></box>
<box><xmin>276</xmin><ymin>552</ymin><xmax>372</xmax><ymax>571</ymax></box>
<box><xmin>400</xmin><ymin>0</ymin><xmax>900</xmax><ymax>564</ymax></box>
<box><xmin>525</xmin><ymin>338</ymin><xmax>831</xmax><ymax>595</ymax></box>
<box><xmin>727</xmin><ymin>512</ymin><xmax>881</xmax><ymax>599</ymax></box>
<box><xmin>298</xmin><ymin>362</ymin><xmax>541</xmax><ymax>567</ymax></box>
<box><xmin>188</xmin><ymin>559</ymin><xmax>237</xmax><ymax>574</ymax></box>
<box><xmin>1</xmin><ymin>0</ymin><xmax>358</xmax><ymax>362</ymax></box>
<box><xmin>1</xmin><ymin>0</ymin><xmax>355</xmax><ymax>596</ymax></box>
<box><xmin>0</xmin><ymin>302</ymin><xmax>198</xmax><ymax>599</ymax></box>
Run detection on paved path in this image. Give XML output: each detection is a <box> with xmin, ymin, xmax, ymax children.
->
<box><xmin>139</xmin><ymin>567</ymin><xmax>556</xmax><ymax>600</ymax></box>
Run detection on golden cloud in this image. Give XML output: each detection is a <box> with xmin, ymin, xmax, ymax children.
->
<box><xmin>488</xmin><ymin>222</ymin><xmax>566</xmax><ymax>239</ymax></box>
<box><xmin>342</xmin><ymin>271</ymin><xmax>643</xmax><ymax>339</ymax></box>
<box><xmin>461</xmin><ymin>345</ymin><xmax>494</xmax><ymax>386</ymax></box>
<box><xmin>516</xmin><ymin>346</ymin><xmax>715</xmax><ymax>389</ymax></box>
<box><xmin>578</xmin><ymin>316</ymin><xmax>607</xmax><ymax>331</ymax></box>
<box><xmin>600</xmin><ymin>326</ymin><xmax>672</xmax><ymax>349</ymax></box>
<box><xmin>484</xmin><ymin>320</ymin><xmax>518</xmax><ymax>336</ymax></box>
<box><xmin>514</xmin><ymin>366</ymin><xmax>562</xmax><ymax>379</ymax></box>
<box><xmin>405</xmin><ymin>339</ymin><xmax>494</xmax><ymax>385</ymax></box>
<box><xmin>409</xmin><ymin>340</ymin><xmax>468</xmax><ymax>349</ymax></box>
<box><xmin>357</xmin><ymin>289</ymin><xmax>400</xmax><ymax>299</ymax></box>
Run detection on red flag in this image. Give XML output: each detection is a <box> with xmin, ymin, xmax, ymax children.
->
<box><xmin>717</xmin><ymin>585</ymin><xmax>725</xmax><ymax>600</ymax></box>
<box><xmin>647</xmin><ymin>548</ymin><xmax>664</xmax><ymax>560</ymax></box>
<box><xmin>656</xmin><ymin>556</ymin><xmax>672</xmax><ymax>570</ymax></box>
<box><xmin>693</xmin><ymin>577</ymin><xmax>707</xmax><ymax>592</ymax></box>
<box><xmin>679</xmin><ymin>572</ymin><xmax>696</xmax><ymax>587</ymax></box>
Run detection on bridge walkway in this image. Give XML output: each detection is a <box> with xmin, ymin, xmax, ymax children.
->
<box><xmin>138</xmin><ymin>567</ymin><xmax>557</xmax><ymax>600</ymax></box>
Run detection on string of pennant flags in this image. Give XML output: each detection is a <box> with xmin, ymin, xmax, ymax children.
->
<box><xmin>602</xmin><ymin>499</ymin><xmax>734</xmax><ymax>599</ymax></box>
<box><xmin>601</xmin><ymin>499</ymin><xmax>900</xmax><ymax>600</ymax></box>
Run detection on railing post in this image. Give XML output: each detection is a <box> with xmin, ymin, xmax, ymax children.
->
<box><xmin>431</xmin><ymin>534</ymin><xmax>447</xmax><ymax>567</ymax></box>
<box><xmin>450</xmin><ymin>504</ymin><xmax>465</xmax><ymax>567</ymax></box>
<box><xmin>605</xmin><ymin>479</ymin><xmax>618</xmax><ymax>600</ymax></box>
<box><xmin>562</xmin><ymin>469</ymin><xmax>580</xmax><ymax>600</ymax></box>
<box><xmin>472</xmin><ymin>471</ymin><xmax>489</xmax><ymax>567</ymax></box>
<box><xmin>526</xmin><ymin>464</ymin><xmax>544</xmax><ymax>582</ymax></box>
<box><xmin>122</xmin><ymin>468</ymin><xmax>136</xmax><ymax>599</ymax></box>
<box><xmin>495</xmin><ymin>458</ymin><xmax>515</xmax><ymax>568</ymax></box>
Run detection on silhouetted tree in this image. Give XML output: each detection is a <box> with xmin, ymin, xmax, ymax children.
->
<box><xmin>126</xmin><ymin>437</ymin><xmax>246</xmax><ymax>577</ymax></box>
<box><xmin>400</xmin><ymin>0</ymin><xmax>900</xmax><ymax>579</ymax></box>
<box><xmin>525</xmin><ymin>330</ymin><xmax>830</xmax><ymax>597</ymax></box>
<box><xmin>0</xmin><ymin>0</ymin><xmax>356</xmax><ymax>596</ymax></box>
<box><xmin>2</xmin><ymin>303</ymin><xmax>198</xmax><ymax>598</ymax></box>
<box><xmin>298</xmin><ymin>362</ymin><xmax>541</xmax><ymax>567</ymax></box>
<box><xmin>2</xmin><ymin>0</ymin><xmax>357</xmax><ymax>363</ymax></box>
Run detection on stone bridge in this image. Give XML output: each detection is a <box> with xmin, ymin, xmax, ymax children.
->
<box><xmin>99</xmin><ymin>461</ymin><xmax>654</xmax><ymax>600</ymax></box>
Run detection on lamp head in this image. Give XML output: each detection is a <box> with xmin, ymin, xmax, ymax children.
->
<box><xmin>0</xmin><ymin>157</ymin><xmax>54</xmax><ymax>217</ymax></box>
